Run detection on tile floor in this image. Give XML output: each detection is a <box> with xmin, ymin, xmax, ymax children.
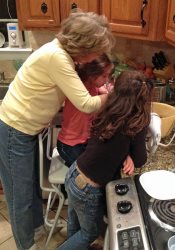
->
<box><xmin>0</xmin><ymin>195</ymin><xmax>68</xmax><ymax>250</ymax></box>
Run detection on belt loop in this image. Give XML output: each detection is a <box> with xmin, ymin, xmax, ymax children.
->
<box><xmin>68</xmin><ymin>161</ymin><xmax>78</xmax><ymax>179</ymax></box>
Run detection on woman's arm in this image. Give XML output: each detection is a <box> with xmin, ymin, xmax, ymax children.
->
<box><xmin>48</xmin><ymin>51</ymin><xmax>102</xmax><ymax>114</ymax></box>
<box><xmin>98</xmin><ymin>94</ymin><xmax>108</xmax><ymax>108</ymax></box>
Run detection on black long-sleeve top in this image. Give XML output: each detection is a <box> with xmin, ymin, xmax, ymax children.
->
<box><xmin>77</xmin><ymin>128</ymin><xmax>148</xmax><ymax>186</ymax></box>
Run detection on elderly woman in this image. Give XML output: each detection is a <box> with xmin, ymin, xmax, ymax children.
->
<box><xmin>0</xmin><ymin>12</ymin><xmax>115</xmax><ymax>250</ymax></box>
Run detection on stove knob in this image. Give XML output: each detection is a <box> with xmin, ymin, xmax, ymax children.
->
<box><xmin>115</xmin><ymin>184</ymin><xmax>129</xmax><ymax>195</ymax></box>
<box><xmin>117</xmin><ymin>200</ymin><xmax>132</xmax><ymax>214</ymax></box>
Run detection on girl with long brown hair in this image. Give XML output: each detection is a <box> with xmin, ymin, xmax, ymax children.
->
<box><xmin>58</xmin><ymin>71</ymin><xmax>154</xmax><ymax>250</ymax></box>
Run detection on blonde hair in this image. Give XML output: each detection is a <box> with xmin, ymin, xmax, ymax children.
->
<box><xmin>57</xmin><ymin>12</ymin><xmax>116</xmax><ymax>57</ymax></box>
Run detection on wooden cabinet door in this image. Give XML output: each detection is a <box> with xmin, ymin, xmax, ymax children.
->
<box><xmin>101</xmin><ymin>0</ymin><xmax>151</xmax><ymax>36</ymax></box>
<box><xmin>165</xmin><ymin>0</ymin><xmax>175</xmax><ymax>45</ymax></box>
<box><xmin>101</xmin><ymin>0</ymin><xmax>168</xmax><ymax>41</ymax></box>
<box><xmin>16</xmin><ymin>0</ymin><xmax>61</xmax><ymax>30</ymax></box>
<box><xmin>60</xmin><ymin>0</ymin><xmax>100</xmax><ymax>20</ymax></box>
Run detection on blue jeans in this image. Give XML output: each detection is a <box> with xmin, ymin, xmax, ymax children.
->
<box><xmin>58</xmin><ymin>162</ymin><xmax>105</xmax><ymax>250</ymax></box>
<box><xmin>57</xmin><ymin>140</ymin><xmax>87</xmax><ymax>167</ymax></box>
<box><xmin>0</xmin><ymin>120</ymin><xmax>44</xmax><ymax>250</ymax></box>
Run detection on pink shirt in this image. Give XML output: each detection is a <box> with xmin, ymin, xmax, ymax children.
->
<box><xmin>58</xmin><ymin>82</ymin><xmax>98</xmax><ymax>146</ymax></box>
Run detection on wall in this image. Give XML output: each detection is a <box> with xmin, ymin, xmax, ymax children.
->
<box><xmin>28</xmin><ymin>31</ymin><xmax>175</xmax><ymax>65</ymax></box>
<box><xmin>27</xmin><ymin>31</ymin><xmax>56</xmax><ymax>50</ymax></box>
<box><xmin>0</xmin><ymin>60</ymin><xmax>17</xmax><ymax>79</ymax></box>
<box><xmin>0</xmin><ymin>31</ymin><xmax>175</xmax><ymax>79</ymax></box>
<box><xmin>114</xmin><ymin>37</ymin><xmax>175</xmax><ymax>66</ymax></box>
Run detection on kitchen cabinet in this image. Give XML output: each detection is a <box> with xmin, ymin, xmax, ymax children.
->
<box><xmin>60</xmin><ymin>0</ymin><xmax>100</xmax><ymax>20</ymax></box>
<box><xmin>16</xmin><ymin>0</ymin><xmax>61</xmax><ymax>30</ymax></box>
<box><xmin>16</xmin><ymin>0</ymin><xmax>100</xmax><ymax>30</ymax></box>
<box><xmin>101</xmin><ymin>0</ymin><xmax>168</xmax><ymax>41</ymax></box>
<box><xmin>165</xmin><ymin>0</ymin><xmax>175</xmax><ymax>46</ymax></box>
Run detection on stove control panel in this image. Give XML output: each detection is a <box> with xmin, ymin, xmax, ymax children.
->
<box><xmin>106</xmin><ymin>177</ymin><xmax>150</xmax><ymax>250</ymax></box>
<box><xmin>118</xmin><ymin>227</ymin><xmax>144</xmax><ymax>250</ymax></box>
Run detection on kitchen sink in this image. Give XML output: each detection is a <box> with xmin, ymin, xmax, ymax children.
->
<box><xmin>0</xmin><ymin>84</ymin><xmax>9</xmax><ymax>100</ymax></box>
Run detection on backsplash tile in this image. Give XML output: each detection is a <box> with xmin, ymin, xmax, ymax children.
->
<box><xmin>0</xmin><ymin>60</ymin><xmax>17</xmax><ymax>79</ymax></box>
<box><xmin>28</xmin><ymin>31</ymin><xmax>57</xmax><ymax>50</ymax></box>
<box><xmin>28</xmin><ymin>31</ymin><xmax>175</xmax><ymax>65</ymax></box>
<box><xmin>114</xmin><ymin>37</ymin><xmax>175</xmax><ymax>65</ymax></box>
<box><xmin>1</xmin><ymin>31</ymin><xmax>175</xmax><ymax>79</ymax></box>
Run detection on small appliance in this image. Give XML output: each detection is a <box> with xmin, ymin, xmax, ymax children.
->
<box><xmin>7</xmin><ymin>22</ymin><xmax>23</xmax><ymax>47</ymax></box>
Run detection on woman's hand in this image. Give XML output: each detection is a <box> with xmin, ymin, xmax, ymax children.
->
<box><xmin>122</xmin><ymin>155</ymin><xmax>135</xmax><ymax>175</ymax></box>
<box><xmin>98</xmin><ymin>82</ymin><xmax>114</xmax><ymax>94</ymax></box>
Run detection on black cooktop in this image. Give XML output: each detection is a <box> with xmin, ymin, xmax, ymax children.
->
<box><xmin>134</xmin><ymin>175</ymin><xmax>175</xmax><ymax>250</ymax></box>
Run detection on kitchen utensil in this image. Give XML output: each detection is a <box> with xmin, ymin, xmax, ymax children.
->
<box><xmin>152</xmin><ymin>51</ymin><xmax>168</xmax><ymax>70</ymax></box>
<box><xmin>153</xmin><ymin>83</ymin><xmax>167</xmax><ymax>102</ymax></box>
<box><xmin>159</xmin><ymin>51</ymin><xmax>168</xmax><ymax>66</ymax></box>
<box><xmin>0</xmin><ymin>32</ymin><xmax>5</xmax><ymax>48</ymax></box>
<box><xmin>140</xmin><ymin>170</ymin><xmax>175</xmax><ymax>200</ymax></box>
<box><xmin>152</xmin><ymin>56</ymin><xmax>160</xmax><ymax>70</ymax></box>
<box><xmin>155</xmin><ymin>53</ymin><xmax>163</xmax><ymax>69</ymax></box>
<box><xmin>168</xmin><ymin>235</ymin><xmax>175</xmax><ymax>250</ymax></box>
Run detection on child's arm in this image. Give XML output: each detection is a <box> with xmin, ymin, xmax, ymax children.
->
<box><xmin>122</xmin><ymin>155</ymin><xmax>135</xmax><ymax>176</ymax></box>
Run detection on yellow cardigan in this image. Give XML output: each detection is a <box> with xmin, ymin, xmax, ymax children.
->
<box><xmin>0</xmin><ymin>39</ymin><xmax>101</xmax><ymax>135</ymax></box>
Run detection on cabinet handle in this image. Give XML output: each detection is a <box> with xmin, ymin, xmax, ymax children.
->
<box><xmin>173</xmin><ymin>15</ymin><xmax>175</xmax><ymax>23</ymax></box>
<box><xmin>141</xmin><ymin>0</ymin><xmax>148</xmax><ymax>28</ymax></box>
<box><xmin>41</xmin><ymin>2</ymin><xmax>48</xmax><ymax>14</ymax></box>
<box><xmin>71</xmin><ymin>2</ymin><xmax>78</xmax><ymax>12</ymax></box>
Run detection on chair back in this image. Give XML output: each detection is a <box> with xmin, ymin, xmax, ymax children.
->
<box><xmin>38</xmin><ymin>127</ymin><xmax>68</xmax><ymax>249</ymax></box>
<box><xmin>38</xmin><ymin>128</ymin><xmax>53</xmax><ymax>192</ymax></box>
<box><xmin>38</xmin><ymin>126</ymin><xmax>68</xmax><ymax>191</ymax></box>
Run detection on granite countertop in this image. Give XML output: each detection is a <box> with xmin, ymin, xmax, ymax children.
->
<box><xmin>136</xmin><ymin>128</ymin><xmax>175</xmax><ymax>175</ymax></box>
<box><xmin>121</xmin><ymin>128</ymin><xmax>175</xmax><ymax>178</ymax></box>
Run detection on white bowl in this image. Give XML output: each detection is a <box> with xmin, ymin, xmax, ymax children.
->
<box><xmin>140</xmin><ymin>170</ymin><xmax>175</xmax><ymax>200</ymax></box>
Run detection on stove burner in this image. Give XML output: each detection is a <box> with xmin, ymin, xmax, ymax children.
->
<box><xmin>149</xmin><ymin>199</ymin><xmax>175</xmax><ymax>232</ymax></box>
<box><xmin>115</xmin><ymin>183</ymin><xmax>129</xmax><ymax>195</ymax></box>
<box><xmin>117</xmin><ymin>200</ymin><xmax>132</xmax><ymax>214</ymax></box>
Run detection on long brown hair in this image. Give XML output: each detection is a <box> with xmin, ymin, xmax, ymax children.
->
<box><xmin>75</xmin><ymin>54</ymin><xmax>113</xmax><ymax>82</ymax></box>
<box><xmin>91</xmin><ymin>71</ymin><xmax>154</xmax><ymax>140</ymax></box>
